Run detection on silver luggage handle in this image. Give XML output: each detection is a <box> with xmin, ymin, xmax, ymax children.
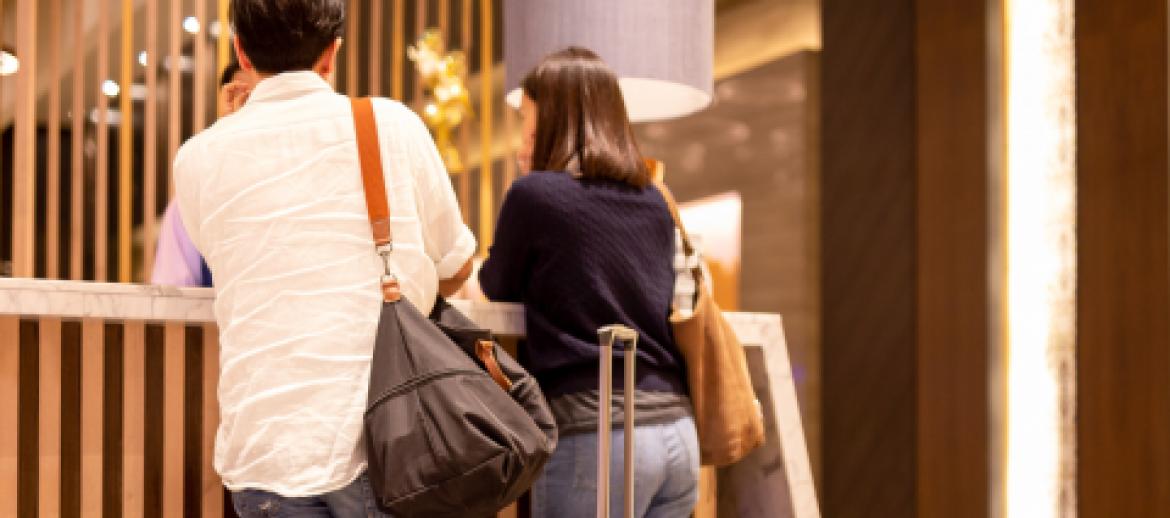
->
<box><xmin>597</xmin><ymin>325</ymin><xmax>638</xmax><ymax>518</ymax></box>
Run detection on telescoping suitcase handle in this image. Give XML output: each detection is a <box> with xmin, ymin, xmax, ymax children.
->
<box><xmin>597</xmin><ymin>325</ymin><xmax>639</xmax><ymax>518</ymax></box>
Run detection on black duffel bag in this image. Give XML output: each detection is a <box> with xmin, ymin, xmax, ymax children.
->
<box><xmin>350</xmin><ymin>97</ymin><xmax>557</xmax><ymax>517</ymax></box>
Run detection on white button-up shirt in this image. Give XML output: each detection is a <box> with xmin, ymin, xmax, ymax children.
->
<box><xmin>173</xmin><ymin>71</ymin><xmax>476</xmax><ymax>496</ymax></box>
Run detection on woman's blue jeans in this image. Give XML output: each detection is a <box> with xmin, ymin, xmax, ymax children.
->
<box><xmin>531</xmin><ymin>415</ymin><xmax>700</xmax><ymax>518</ymax></box>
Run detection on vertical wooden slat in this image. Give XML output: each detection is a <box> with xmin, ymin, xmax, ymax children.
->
<box><xmin>478</xmin><ymin>0</ymin><xmax>493</xmax><ymax>254</ymax></box>
<box><xmin>217</xmin><ymin>0</ymin><xmax>231</xmax><ymax>110</ymax></box>
<box><xmin>439</xmin><ymin>0</ymin><xmax>450</xmax><ymax>41</ymax></box>
<box><xmin>503</xmin><ymin>101</ymin><xmax>516</xmax><ymax>188</ymax></box>
<box><xmin>95</xmin><ymin>0</ymin><xmax>112</xmax><ymax>281</ymax></box>
<box><xmin>201</xmin><ymin>323</ymin><xmax>222</xmax><ymax>518</ymax></box>
<box><xmin>70</xmin><ymin>0</ymin><xmax>87</xmax><ymax>280</ymax></box>
<box><xmin>458</xmin><ymin>0</ymin><xmax>472</xmax><ymax>222</ymax></box>
<box><xmin>163</xmin><ymin>322</ymin><xmax>185</xmax><ymax>517</ymax></box>
<box><xmin>119</xmin><ymin>0</ymin><xmax>135</xmax><ymax>283</ymax></box>
<box><xmin>370</xmin><ymin>0</ymin><xmax>384</xmax><ymax>97</ymax></box>
<box><xmin>123</xmin><ymin>321</ymin><xmax>145</xmax><ymax>518</ymax></box>
<box><xmin>168</xmin><ymin>0</ymin><xmax>183</xmax><ymax>197</ymax></box>
<box><xmin>46</xmin><ymin>0</ymin><xmax>64</xmax><ymax>279</ymax></box>
<box><xmin>414</xmin><ymin>0</ymin><xmax>427</xmax><ymax>102</ymax></box>
<box><xmin>144</xmin><ymin>0</ymin><xmax>160</xmax><ymax>277</ymax></box>
<box><xmin>393</xmin><ymin>0</ymin><xmax>407</xmax><ymax>101</ymax></box>
<box><xmin>80</xmin><ymin>318</ymin><xmax>104</xmax><ymax>518</ymax></box>
<box><xmin>12</xmin><ymin>0</ymin><xmax>38</xmax><ymax>277</ymax></box>
<box><xmin>346</xmin><ymin>0</ymin><xmax>359</xmax><ymax>96</ymax></box>
<box><xmin>38</xmin><ymin>317</ymin><xmax>63</xmax><ymax>517</ymax></box>
<box><xmin>193</xmin><ymin>0</ymin><xmax>209</xmax><ymax>132</ymax></box>
<box><xmin>0</xmin><ymin>317</ymin><xmax>20</xmax><ymax>517</ymax></box>
<box><xmin>392</xmin><ymin>0</ymin><xmax>405</xmax><ymax>100</ymax></box>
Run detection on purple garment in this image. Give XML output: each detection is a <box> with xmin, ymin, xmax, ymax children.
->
<box><xmin>151</xmin><ymin>201</ymin><xmax>209</xmax><ymax>287</ymax></box>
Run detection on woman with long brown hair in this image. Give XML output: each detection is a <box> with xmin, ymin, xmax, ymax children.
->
<box><xmin>480</xmin><ymin>47</ymin><xmax>699</xmax><ymax>518</ymax></box>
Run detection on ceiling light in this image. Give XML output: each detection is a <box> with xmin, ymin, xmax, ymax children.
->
<box><xmin>0</xmin><ymin>50</ymin><xmax>19</xmax><ymax>76</ymax></box>
<box><xmin>102</xmin><ymin>79</ymin><xmax>120</xmax><ymax>98</ymax></box>
<box><xmin>183</xmin><ymin>16</ymin><xmax>201</xmax><ymax>35</ymax></box>
<box><xmin>138</xmin><ymin>51</ymin><xmax>148</xmax><ymax>67</ymax></box>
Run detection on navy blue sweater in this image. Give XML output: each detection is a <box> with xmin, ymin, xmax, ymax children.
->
<box><xmin>479</xmin><ymin>171</ymin><xmax>688</xmax><ymax>398</ymax></box>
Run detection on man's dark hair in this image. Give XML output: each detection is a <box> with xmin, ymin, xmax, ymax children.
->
<box><xmin>521</xmin><ymin>47</ymin><xmax>648</xmax><ymax>188</ymax></box>
<box><xmin>230</xmin><ymin>0</ymin><xmax>345</xmax><ymax>74</ymax></box>
<box><xmin>219</xmin><ymin>61</ymin><xmax>241</xmax><ymax>87</ymax></box>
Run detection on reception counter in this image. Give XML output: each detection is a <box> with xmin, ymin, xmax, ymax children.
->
<box><xmin>0</xmin><ymin>278</ymin><xmax>818</xmax><ymax>517</ymax></box>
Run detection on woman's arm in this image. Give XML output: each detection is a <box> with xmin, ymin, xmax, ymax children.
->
<box><xmin>478</xmin><ymin>181</ymin><xmax>536</xmax><ymax>302</ymax></box>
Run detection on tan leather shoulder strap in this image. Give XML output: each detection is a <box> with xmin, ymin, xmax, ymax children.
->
<box><xmin>351</xmin><ymin>97</ymin><xmax>393</xmax><ymax>247</ymax></box>
<box><xmin>351</xmin><ymin>98</ymin><xmax>402</xmax><ymax>302</ymax></box>
<box><xmin>646</xmin><ymin>158</ymin><xmax>695</xmax><ymax>256</ymax></box>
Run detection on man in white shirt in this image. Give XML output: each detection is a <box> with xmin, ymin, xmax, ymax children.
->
<box><xmin>173</xmin><ymin>1</ymin><xmax>476</xmax><ymax>515</ymax></box>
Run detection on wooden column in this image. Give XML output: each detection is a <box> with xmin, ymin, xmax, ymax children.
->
<box><xmin>346</xmin><ymin>0</ymin><xmax>359</xmax><ymax>96</ymax></box>
<box><xmin>458</xmin><ymin>0</ymin><xmax>472</xmax><ymax>221</ymax></box>
<box><xmin>168</xmin><ymin>0</ymin><xmax>183</xmax><ymax>196</ymax></box>
<box><xmin>822</xmin><ymin>2</ymin><xmax>918</xmax><ymax>515</ymax></box>
<box><xmin>392</xmin><ymin>0</ymin><xmax>405</xmax><ymax>100</ymax></box>
<box><xmin>162</xmin><ymin>323</ymin><xmax>185</xmax><ymax>517</ymax></box>
<box><xmin>192</xmin><ymin>0</ymin><xmax>210</xmax><ymax>133</ymax></box>
<box><xmin>1076</xmin><ymin>0</ymin><xmax>1170</xmax><ymax>516</ymax></box>
<box><xmin>914</xmin><ymin>0</ymin><xmax>994</xmax><ymax>516</ymax></box>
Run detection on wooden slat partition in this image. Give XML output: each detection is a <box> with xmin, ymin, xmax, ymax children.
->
<box><xmin>440</xmin><ymin>0</ymin><xmax>451</xmax><ymax>41</ymax></box>
<box><xmin>163</xmin><ymin>322</ymin><xmax>186</xmax><ymax>517</ymax></box>
<box><xmin>123</xmin><ymin>321</ymin><xmax>146</xmax><ymax>518</ymax></box>
<box><xmin>95</xmin><ymin>0</ymin><xmax>112</xmax><ymax>281</ymax></box>
<box><xmin>80</xmin><ymin>318</ymin><xmax>104</xmax><ymax>517</ymax></box>
<box><xmin>201</xmin><ymin>323</ymin><xmax>221</xmax><ymax>518</ymax></box>
<box><xmin>70</xmin><ymin>0</ymin><xmax>87</xmax><ymax>280</ymax></box>
<box><xmin>1</xmin><ymin>316</ymin><xmax>20</xmax><ymax>516</ymax></box>
<box><xmin>38</xmin><ymin>317</ymin><xmax>63</xmax><ymax>516</ymax></box>
<box><xmin>119</xmin><ymin>0</ymin><xmax>135</xmax><ymax>283</ymax></box>
<box><xmin>46</xmin><ymin>0</ymin><xmax>64</xmax><ymax>279</ymax></box>
<box><xmin>12</xmin><ymin>0</ymin><xmax>37</xmax><ymax>277</ymax></box>
<box><xmin>218</xmin><ymin>0</ymin><xmax>231</xmax><ymax>105</ymax></box>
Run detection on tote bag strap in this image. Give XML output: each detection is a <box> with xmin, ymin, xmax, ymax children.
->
<box><xmin>647</xmin><ymin>158</ymin><xmax>697</xmax><ymax>259</ymax></box>
<box><xmin>351</xmin><ymin>97</ymin><xmax>402</xmax><ymax>302</ymax></box>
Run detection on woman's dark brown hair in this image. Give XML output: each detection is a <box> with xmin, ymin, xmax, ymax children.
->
<box><xmin>521</xmin><ymin>47</ymin><xmax>649</xmax><ymax>187</ymax></box>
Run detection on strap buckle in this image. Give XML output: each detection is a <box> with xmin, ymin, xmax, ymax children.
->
<box><xmin>376</xmin><ymin>243</ymin><xmax>394</xmax><ymax>276</ymax></box>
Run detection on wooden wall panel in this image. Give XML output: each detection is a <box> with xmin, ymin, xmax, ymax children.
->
<box><xmin>143</xmin><ymin>0</ymin><xmax>161</xmax><ymax>277</ymax></box>
<box><xmin>1076</xmin><ymin>0</ymin><xmax>1170</xmax><ymax>516</ymax></box>
<box><xmin>478</xmin><ymin>0</ymin><xmax>494</xmax><ymax>253</ymax></box>
<box><xmin>914</xmin><ymin>0</ymin><xmax>992</xmax><ymax>516</ymax></box>
<box><xmin>119</xmin><ymin>0</ymin><xmax>135</xmax><ymax>282</ymax></box>
<box><xmin>95</xmin><ymin>0</ymin><xmax>111</xmax><ymax>281</ymax></box>
<box><xmin>168</xmin><ymin>0</ymin><xmax>183</xmax><ymax>196</ymax></box>
<box><xmin>123</xmin><ymin>321</ymin><xmax>146</xmax><ymax>518</ymax></box>
<box><xmin>821</xmin><ymin>1</ymin><xmax>918</xmax><ymax>516</ymax></box>
<box><xmin>370</xmin><ymin>0</ymin><xmax>384</xmax><ymax>97</ymax></box>
<box><xmin>70</xmin><ymin>0</ymin><xmax>87</xmax><ymax>280</ymax></box>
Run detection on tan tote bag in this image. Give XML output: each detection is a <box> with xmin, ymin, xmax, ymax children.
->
<box><xmin>650</xmin><ymin>159</ymin><xmax>766</xmax><ymax>466</ymax></box>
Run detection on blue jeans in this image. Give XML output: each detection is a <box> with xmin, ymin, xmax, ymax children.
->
<box><xmin>231</xmin><ymin>473</ymin><xmax>387</xmax><ymax>518</ymax></box>
<box><xmin>531</xmin><ymin>415</ymin><xmax>700</xmax><ymax>518</ymax></box>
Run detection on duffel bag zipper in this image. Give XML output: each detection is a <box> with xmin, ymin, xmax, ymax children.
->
<box><xmin>366</xmin><ymin>368</ymin><xmax>488</xmax><ymax>411</ymax></box>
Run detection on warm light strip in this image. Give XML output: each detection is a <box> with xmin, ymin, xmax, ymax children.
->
<box><xmin>1004</xmin><ymin>1</ymin><xmax>1077</xmax><ymax>517</ymax></box>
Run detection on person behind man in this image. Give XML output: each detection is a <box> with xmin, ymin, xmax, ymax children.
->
<box><xmin>151</xmin><ymin>61</ymin><xmax>258</xmax><ymax>287</ymax></box>
<box><xmin>172</xmin><ymin>1</ymin><xmax>476</xmax><ymax>515</ymax></box>
<box><xmin>479</xmin><ymin>47</ymin><xmax>699</xmax><ymax>518</ymax></box>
